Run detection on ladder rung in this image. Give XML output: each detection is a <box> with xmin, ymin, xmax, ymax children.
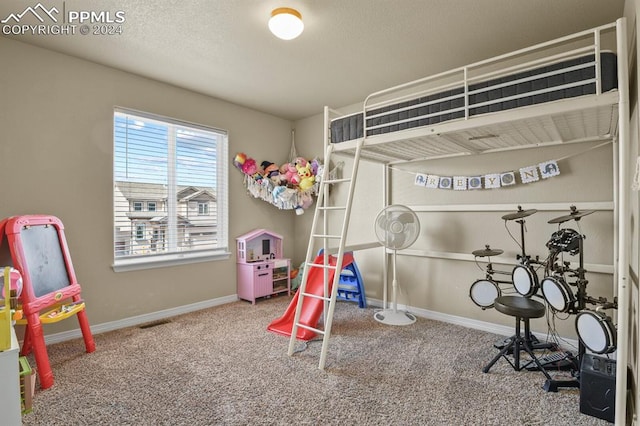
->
<box><xmin>305</xmin><ymin>262</ymin><xmax>337</xmax><ymax>270</ymax></box>
<box><xmin>301</xmin><ymin>292</ymin><xmax>331</xmax><ymax>302</ymax></box>
<box><xmin>296</xmin><ymin>323</ymin><xmax>325</xmax><ymax>335</ymax></box>
<box><xmin>319</xmin><ymin>206</ymin><xmax>346</xmax><ymax>211</ymax></box>
<box><xmin>323</xmin><ymin>178</ymin><xmax>351</xmax><ymax>184</ymax></box>
<box><xmin>312</xmin><ymin>234</ymin><xmax>342</xmax><ymax>239</ymax></box>
<box><xmin>337</xmin><ymin>285</ymin><xmax>359</xmax><ymax>290</ymax></box>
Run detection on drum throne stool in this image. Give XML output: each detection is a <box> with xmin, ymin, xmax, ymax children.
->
<box><xmin>482</xmin><ymin>295</ymin><xmax>553</xmax><ymax>382</ymax></box>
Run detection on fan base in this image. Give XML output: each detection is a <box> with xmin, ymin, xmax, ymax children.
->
<box><xmin>374</xmin><ymin>310</ymin><xmax>416</xmax><ymax>326</ymax></box>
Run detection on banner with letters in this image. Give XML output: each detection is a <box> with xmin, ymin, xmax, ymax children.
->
<box><xmin>413</xmin><ymin>160</ymin><xmax>560</xmax><ymax>190</ymax></box>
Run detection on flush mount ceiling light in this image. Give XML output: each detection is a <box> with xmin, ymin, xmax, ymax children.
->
<box><xmin>269</xmin><ymin>7</ymin><xmax>304</xmax><ymax>40</ymax></box>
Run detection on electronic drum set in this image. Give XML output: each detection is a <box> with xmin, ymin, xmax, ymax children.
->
<box><xmin>469</xmin><ymin>205</ymin><xmax>618</xmax><ymax>360</ymax></box>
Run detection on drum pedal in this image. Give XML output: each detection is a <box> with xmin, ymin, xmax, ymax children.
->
<box><xmin>494</xmin><ymin>335</ymin><xmax>557</xmax><ymax>353</ymax></box>
<box><xmin>494</xmin><ymin>335</ymin><xmax>539</xmax><ymax>350</ymax></box>
<box><xmin>525</xmin><ymin>351</ymin><xmax>577</xmax><ymax>371</ymax></box>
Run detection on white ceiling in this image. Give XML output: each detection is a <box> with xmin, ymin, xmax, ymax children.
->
<box><xmin>0</xmin><ymin>0</ymin><xmax>626</xmax><ymax>120</ymax></box>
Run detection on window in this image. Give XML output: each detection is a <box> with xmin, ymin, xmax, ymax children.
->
<box><xmin>113</xmin><ymin>108</ymin><xmax>229</xmax><ymax>271</ymax></box>
<box><xmin>135</xmin><ymin>223</ymin><xmax>146</xmax><ymax>240</ymax></box>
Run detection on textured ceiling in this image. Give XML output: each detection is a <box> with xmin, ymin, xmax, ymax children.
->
<box><xmin>0</xmin><ymin>0</ymin><xmax>626</xmax><ymax>120</ymax></box>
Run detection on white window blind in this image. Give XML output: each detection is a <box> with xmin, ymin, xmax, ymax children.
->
<box><xmin>113</xmin><ymin>108</ymin><xmax>229</xmax><ymax>271</ymax></box>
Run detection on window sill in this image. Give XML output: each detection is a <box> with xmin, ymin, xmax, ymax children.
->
<box><xmin>112</xmin><ymin>250</ymin><xmax>231</xmax><ymax>272</ymax></box>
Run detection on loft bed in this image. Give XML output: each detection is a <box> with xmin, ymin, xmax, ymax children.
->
<box><xmin>328</xmin><ymin>25</ymin><xmax>622</xmax><ymax>164</ymax></box>
<box><xmin>317</xmin><ymin>18</ymin><xmax>631</xmax><ymax>421</ymax></box>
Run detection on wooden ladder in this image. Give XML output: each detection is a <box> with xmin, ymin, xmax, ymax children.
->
<box><xmin>287</xmin><ymin>111</ymin><xmax>364</xmax><ymax>369</ymax></box>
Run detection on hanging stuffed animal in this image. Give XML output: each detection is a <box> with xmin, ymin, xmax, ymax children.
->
<box><xmin>294</xmin><ymin>157</ymin><xmax>308</xmax><ymax>168</ymax></box>
<box><xmin>233</xmin><ymin>153</ymin><xmax>247</xmax><ymax>170</ymax></box>
<box><xmin>297</xmin><ymin>163</ymin><xmax>315</xmax><ymax>191</ymax></box>
<box><xmin>282</xmin><ymin>162</ymin><xmax>300</xmax><ymax>185</ymax></box>
<box><xmin>310</xmin><ymin>158</ymin><xmax>320</xmax><ymax>176</ymax></box>
<box><xmin>241</xmin><ymin>157</ymin><xmax>257</xmax><ymax>176</ymax></box>
<box><xmin>272</xmin><ymin>186</ymin><xmax>287</xmax><ymax>205</ymax></box>
<box><xmin>261</xmin><ymin>161</ymin><xmax>280</xmax><ymax>179</ymax></box>
<box><xmin>300</xmin><ymin>192</ymin><xmax>313</xmax><ymax>209</ymax></box>
<box><xmin>233</xmin><ymin>149</ymin><xmax>319</xmax><ymax>211</ymax></box>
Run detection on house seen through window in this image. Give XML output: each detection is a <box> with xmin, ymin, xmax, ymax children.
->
<box><xmin>113</xmin><ymin>108</ymin><xmax>229</xmax><ymax>271</ymax></box>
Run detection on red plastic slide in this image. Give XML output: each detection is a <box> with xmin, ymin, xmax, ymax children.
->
<box><xmin>267</xmin><ymin>252</ymin><xmax>354</xmax><ymax>340</ymax></box>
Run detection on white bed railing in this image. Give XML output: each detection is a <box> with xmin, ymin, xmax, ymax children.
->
<box><xmin>361</xmin><ymin>21</ymin><xmax>617</xmax><ymax>139</ymax></box>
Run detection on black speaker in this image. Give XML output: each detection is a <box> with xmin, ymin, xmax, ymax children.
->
<box><xmin>580</xmin><ymin>354</ymin><xmax>616</xmax><ymax>423</ymax></box>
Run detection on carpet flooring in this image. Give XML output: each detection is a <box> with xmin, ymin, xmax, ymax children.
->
<box><xmin>20</xmin><ymin>296</ymin><xmax>610</xmax><ymax>425</ymax></box>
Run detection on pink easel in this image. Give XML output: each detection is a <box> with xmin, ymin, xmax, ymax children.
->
<box><xmin>0</xmin><ymin>215</ymin><xmax>95</xmax><ymax>389</ymax></box>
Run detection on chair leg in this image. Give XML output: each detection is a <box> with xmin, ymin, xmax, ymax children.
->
<box><xmin>483</xmin><ymin>335</ymin><xmax>515</xmax><ymax>373</ymax></box>
<box><xmin>520</xmin><ymin>318</ymin><xmax>552</xmax><ymax>380</ymax></box>
<box><xmin>483</xmin><ymin>316</ymin><xmax>552</xmax><ymax>379</ymax></box>
<box><xmin>513</xmin><ymin>318</ymin><xmax>521</xmax><ymax>369</ymax></box>
<box><xmin>484</xmin><ymin>317</ymin><xmax>524</xmax><ymax>374</ymax></box>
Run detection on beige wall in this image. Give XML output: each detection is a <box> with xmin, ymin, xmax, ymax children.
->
<box><xmin>0</xmin><ymin>37</ymin><xmax>295</xmax><ymax>331</ymax></box>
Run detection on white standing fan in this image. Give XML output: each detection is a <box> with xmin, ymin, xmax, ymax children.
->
<box><xmin>373</xmin><ymin>205</ymin><xmax>420</xmax><ymax>326</ymax></box>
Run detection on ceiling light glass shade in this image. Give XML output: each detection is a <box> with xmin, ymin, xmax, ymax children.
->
<box><xmin>269</xmin><ymin>7</ymin><xmax>304</xmax><ymax>40</ymax></box>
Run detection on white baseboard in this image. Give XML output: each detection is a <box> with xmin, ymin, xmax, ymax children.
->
<box><xmin>41</xmin><ymin>294</ymin><xmax>239</xmax><ymax>346</ymax></box>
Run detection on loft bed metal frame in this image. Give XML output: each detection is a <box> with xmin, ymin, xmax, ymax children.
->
<box><xmin>330</xmin><ymin>22</ymin><xmax>621</xmax><ymax>164</ymax></box>
<box><xmin>294</xmin><ymin>18</ymin><xmax>630</xmax><ymax>422</ymax></box>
